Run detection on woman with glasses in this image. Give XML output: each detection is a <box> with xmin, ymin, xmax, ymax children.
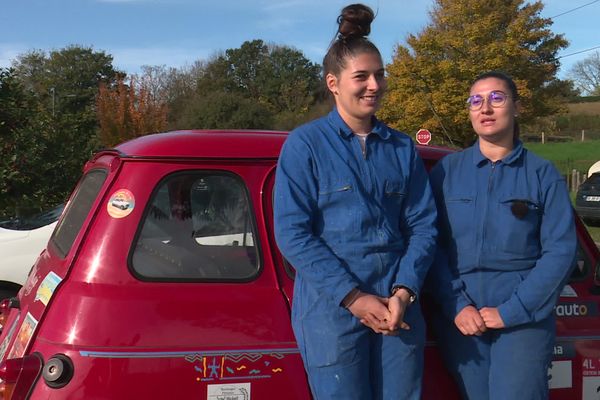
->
<box><xmin>274</xmin><ymin>3</ymin><xmax>437</xmax><ymax>399</ymax></box>
<box><xmin>426</xmin><ymin>71</ymin><xmax>577</xmax><ymax>399</ymax></box>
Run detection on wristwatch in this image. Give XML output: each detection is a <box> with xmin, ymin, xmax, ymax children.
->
<box><xmin>391</xmin><ymin>285</ymin><xmax>416</xmax><ymax>304</ymax></box>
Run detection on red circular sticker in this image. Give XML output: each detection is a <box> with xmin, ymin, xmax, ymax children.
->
<box><xmin>107</xmin><ymin>189</ymin><xmax>135</xmax><ymax>219</ymax></box>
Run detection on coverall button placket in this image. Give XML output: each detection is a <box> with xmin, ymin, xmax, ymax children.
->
<box><xmin>480</xmin><ymin>161</ymin><xmax>498</xmax><ymax>266</ymax></box>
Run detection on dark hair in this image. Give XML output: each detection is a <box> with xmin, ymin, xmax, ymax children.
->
<box><xmin>472</xmin><ymin>70</ymin><xmax>521</xmax><ymax>139</ymax></box>
<box><xmin>322</xmin><ymin>4</ymin><xmax>382</xmax><ymax>78</ymax></box>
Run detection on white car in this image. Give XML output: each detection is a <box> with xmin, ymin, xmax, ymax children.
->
<box><xmin>0</xmin><ymin>204</ymin><xmax>64</xmax><ymax>299</ymax></box>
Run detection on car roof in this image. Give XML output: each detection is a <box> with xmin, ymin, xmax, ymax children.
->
<box><xmin>109</xmin><ymin>129</ymin><xmax>455</xmax><ymax>161</ymax></box>
<box><xmin>114</xmin><ymin>130</ymin><xmax>289</xmax><ymax>159</ymax></box>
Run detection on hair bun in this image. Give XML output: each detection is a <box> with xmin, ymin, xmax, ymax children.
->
<box><xmin>337</xmin><ymin>3</ymin><xmax>374</xmax><ymax>40</ymax></box>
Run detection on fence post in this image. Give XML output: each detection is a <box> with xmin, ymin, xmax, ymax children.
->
<box><xmin>571</xmin><ymin>169</ymin><xmax>577</xmax><ymax>192</ymax></box>
<box><xmin>582</xmin><ymin>129</ymin><xmax>585</xmax><ymax>142</ymax></box>
<box><xmin>542</xmin><ymin>131</ymin><xmax>545</xmax><ymax>144</ymax></box>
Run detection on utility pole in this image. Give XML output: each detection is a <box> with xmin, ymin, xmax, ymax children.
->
<box><xmin>50</xmin><ymin>87</ymin><xmax>55</xmax><ymax>117</ymax></box>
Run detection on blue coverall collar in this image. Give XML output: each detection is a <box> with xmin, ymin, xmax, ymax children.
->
<box><xmin>328</xmin><ymin>108</ymin><xmax>390</xmax><ymax>140</ymax></box>
<box><xmin>472</xmin><ymin>139</ymin><xmax>524</xmax><ymax>167</ymax></box>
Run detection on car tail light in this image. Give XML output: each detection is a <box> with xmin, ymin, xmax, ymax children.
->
<box><xmin>0</xmin><ymin>354</ymin><xmax>43</xmax><ymax>400</ymax></box>
<box><xmin>0</xmin><ymin>299</ymin><xmax>19</xmax><ymax>334</ymax></box>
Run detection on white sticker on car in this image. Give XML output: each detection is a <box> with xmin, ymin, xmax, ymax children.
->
<box><xmin>107</xmin><ymin>189</ymin><xmax>135</xmax><ymax>218</ymax></box>
<box><xmin>585</xmin><ymin>196</ymin><xmax>600</xmax><ymax>202</ymax></box>
<box><xmin>548</xmin><ymin>360</ymin><xmax>572</xmax><ymax>389</ymax></box>
<box><xmin>207</xmin><ymin>382</ymin><xmax>250</xmax><ymax>400</ymax></box>
<box><xmin>582</xmin><ymin>376</ymin><xmax>600</xmax><ymax>399</ymax></box>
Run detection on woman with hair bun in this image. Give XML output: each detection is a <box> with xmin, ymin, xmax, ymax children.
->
<box><xmin>274</xmin><ymin>4</ymin><xmax>437</xmax><ymax>399</ymax></box>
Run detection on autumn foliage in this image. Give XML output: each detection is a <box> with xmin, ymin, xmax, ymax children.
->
<box><xmin>96</xmin><ymin>77</ymin><xmax>168</xmax><ymax>147</ymax></box>
<box><xmin>379</xmin><ymin>0</ymin><xmax>569</xmax><ymax>147</ymax></box>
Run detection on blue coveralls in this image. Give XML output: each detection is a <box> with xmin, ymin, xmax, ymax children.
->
<box><xmin>427</xmin><ymin>140</ymin><xmax>577</xmax><ymax>400</ymax></box>
<box><xmin>274</xmin><ymin>109</ymin><xmax>437</xmax><ymax>400</ymax></box>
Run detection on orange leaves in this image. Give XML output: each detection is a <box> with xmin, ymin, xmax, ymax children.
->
<box><xmin>96</xmin><ymin>77</ymin><xmax>168</xmax><ymax>147</ymax></box>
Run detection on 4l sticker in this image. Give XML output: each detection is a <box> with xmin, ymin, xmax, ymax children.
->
<box><xmin>107</xmin><ymin>189</ymin><xmax>135</xmax><ymax>218</ymax></box>
<box><xmin>582</xmin><ymin>359</ymin><xmax>600</xmax><ymax>398</ymax></box>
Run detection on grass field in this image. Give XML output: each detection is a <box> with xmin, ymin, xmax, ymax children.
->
<box><xmin>584</xmin><ymin>224</ymin><xmax>600</xmax><ymax>244</ymax></box>
<box><xmin>524</xmin><ymin>140</ymin><xmax>600</xmax><ymax>176</ymax></box>
<box><xmin>567</xmin><ymin>102</ymin><xmax>600</xmax><ymax>115</ymax></box>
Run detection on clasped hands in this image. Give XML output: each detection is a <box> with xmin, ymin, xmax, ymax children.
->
<box><xmin>454</xmin><ymin>305</ymin><xmax>505</xmax><ymax>336</ymax></box>
<box><xmin>346</xmin><ymin>289</ymin><xmax>413</xmax><ymax>336</ymax></box>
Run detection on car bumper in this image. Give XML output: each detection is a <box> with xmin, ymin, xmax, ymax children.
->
<box><xmin>575</xmin><ymin>206</ymin><xmax>600</xmax><ymax>220</ymax></box>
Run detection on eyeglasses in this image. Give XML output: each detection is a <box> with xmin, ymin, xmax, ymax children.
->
<box><xmin>466</xmin><ymin>91</ymin><xmax>509</xmax><ymax>111</ymax></box>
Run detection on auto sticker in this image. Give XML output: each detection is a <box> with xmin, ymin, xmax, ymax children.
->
<box><xmin>207</xmin><ymin>383</ymin><xmax>250</xmax><ymax>400</ymax></box>
<box><xmin>107</xmin><ymin>189</ymin><xmax>135</xmax><ymax>218</ymax></box>
<box><xmin>554</xmin><ymin>302</ymin><xmax>599</xmax><ymax>317</ymax></box>
<box><xmin>35</xmin><ymin>271</ymin><xmax>63</xmax><ymax>306</ymax></box>
<box><xmin>583</xmin><ymin>358</ymin><xmax>600</xmax><ymax>399</ymax></box>
<box><xmin>8</xmin><ymin>312</ymin><xmax>38</xmax><ymax>359</ymax></box>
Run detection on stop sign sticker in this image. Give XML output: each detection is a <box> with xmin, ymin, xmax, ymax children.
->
<box><xmin>416</xmin><ymin>129</ymin><xmax>431</xmax><ymax>145</ymax></box>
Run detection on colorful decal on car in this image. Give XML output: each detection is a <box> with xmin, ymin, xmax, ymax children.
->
<box><xmin>548</xmin><ymin>360</ymin><xmax>572</xmax><ymax>389</ymax></box>
<box><xmin>207</xmin><ymin>382</ymin><xmax>250</xmax><ymax>400</ymax></box>
<box><xmin>185</xmin><ymin>351</ymin><xmax>291</xmax><ymax>382</ymax></box>
<box><xmin>22</xmin><ymin>271</ymin><xmax>41</xmax><ymax>297</ymax></box>
<box><xmin>554</xmin><ymin>302</ymin><xmax>599</xmax><ymax>317</ymax></box>
<box><xmin>107</xmin><ymin>189</ymin><xmax>135</xmax><ymax>218</ymax></box>
<box><xmin>8</xmin><ymin>312</ymin><xmax>38</xmax><ymax>359</ymax></box>
<box><xmin>583</xmin><ymin>358</ymin><xmax>600</xmax><ymax>398</ymax></box>
<box><xmin>0</xmin><ymin>313</ymin><xmax>21</xmax><ymax>360</ymax></box>
<box><xmin>35</xmin><ymin>271</ymin><xmax>63</xmax><ymax>306</ymax></box>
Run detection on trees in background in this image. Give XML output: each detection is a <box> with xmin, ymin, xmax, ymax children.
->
<box><xmin>569</xmin><ymin>51</ymin><xmax>600</xmax><ymax>96</ymax></box>
<box><xmin>379</xmin><ymin>0</ymin><xmax>570</xmax><ymax>147</ymax></box>
<box><xmin>1</xmin><ymin>21</ymin><xmax>585</xmax><ymax>215</ymax></box>
<box><xmin>96</xmin><ymin>75</ymin><xmax>168</xmax><ymax>147</ymax></box>
<box><xmin>0</xmin><ymin>41</ymin><xmax>323</xmax><ymax>216</ymax></box>
<box><xmin>1</xmin><ymin>46</ymin><xmax>123</xmax><ymax>216</ymax></box>
<box><xmin>173</xmin><ymin>40</ymin><xmax>322</xmax><ymax>130</ymax></box>
<box><xmin>0</xmin><ymin>68</ymin><xmax>51</xmax><ymax>214</ymax></box>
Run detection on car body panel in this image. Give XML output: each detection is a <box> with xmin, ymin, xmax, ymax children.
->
<box><xmin>0</xmin><ymin>204</ymin><xmax>64</xmax><ymax>291</ymax></box>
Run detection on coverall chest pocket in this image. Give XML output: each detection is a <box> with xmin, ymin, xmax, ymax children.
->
<box><xmin>496</xmin><ymin>196</ymin><xmax>542</xmax><ymax>255</ymax></box>
<box><xmin>383</xmin><ymin>180</ymin><xmax>406</xmax><ymax>215</ymax></box>
<box><xmin>317</xmin><ymin>178</ymin><xmax>356</xmax><ymax>232</ymax></box>
<box><xmin>444</xmin><ymin>194</ymin><xmax>476</xmax><ymax>249</ymax></box>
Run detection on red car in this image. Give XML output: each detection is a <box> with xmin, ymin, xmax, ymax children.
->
<box><xmin>0</xmin><ymin>130</ymin><xmax>598</xmax><ymax>399</ymax></box>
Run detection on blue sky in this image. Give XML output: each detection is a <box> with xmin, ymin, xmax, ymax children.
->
<box><xmin>1</xmin><ymin>0</ymin><xmax>599</xmax><ymax>79</ymax></box>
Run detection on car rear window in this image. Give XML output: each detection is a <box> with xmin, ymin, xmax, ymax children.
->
<box><xmin>51</xmin><ymin>169</ymin><xmax>108</xmax><ymax>257</ymax></box>
<box><xmin>131</xmin><ymin>171</ymin><xmax>259</xmax><ymax>281</ymax></box>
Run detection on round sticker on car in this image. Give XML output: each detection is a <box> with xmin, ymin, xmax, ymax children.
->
<box><xmin>107</xmin><ymin>189</ymin><xmax>135</xmax><ymax>218</ymax></box>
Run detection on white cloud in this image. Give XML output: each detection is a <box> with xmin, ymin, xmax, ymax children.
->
<box><xmin>0</xmin><ymin>44</ymin><xmax>29</xmax><ymax>69</ymax></box>
<box><xmin>109</xmin><ymin>46</ymin><xmax>213</xmax><ymax>74</ymax></box>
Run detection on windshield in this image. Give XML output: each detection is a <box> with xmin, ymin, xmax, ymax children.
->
<box><xmin>0</xmin><ymin>204</ymin><xmax>65</xmax><ymax>231</ymax></box>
